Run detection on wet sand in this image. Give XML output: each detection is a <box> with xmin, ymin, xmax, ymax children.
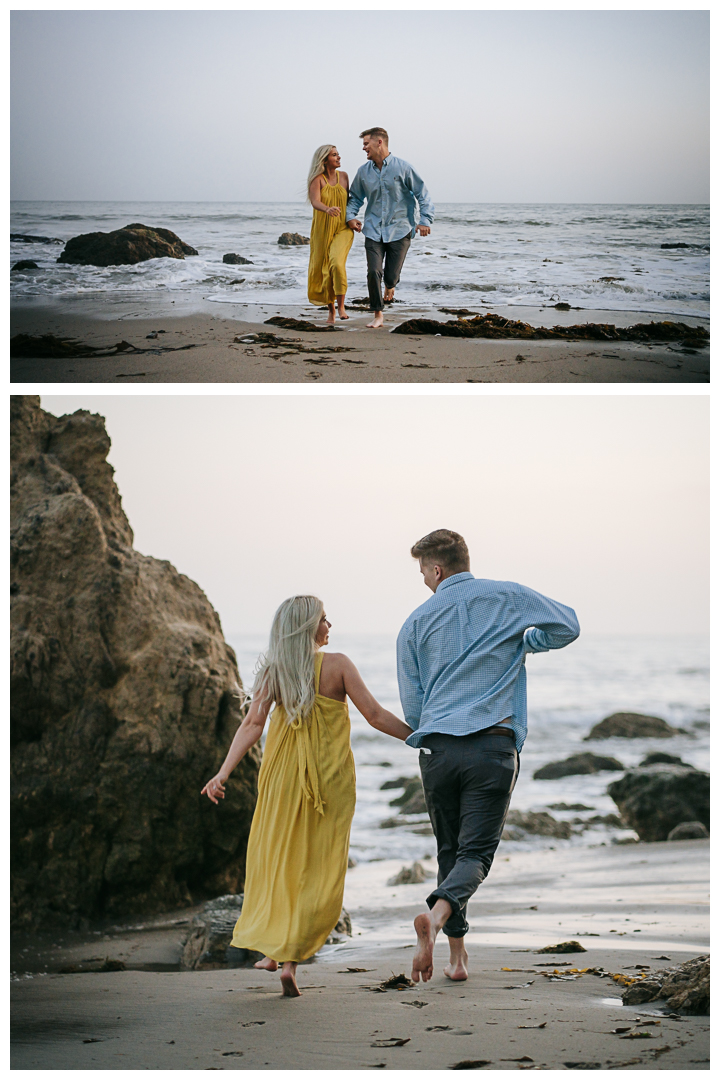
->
<box><xmin>11</xmin><ymin>840</ymin><xmax>709</xmax><ymax>1069</ymax></box>
<box><xmin>10</xmin><ymin>304</ymin><xmax>710</xmax><ymax>384</ymax></box>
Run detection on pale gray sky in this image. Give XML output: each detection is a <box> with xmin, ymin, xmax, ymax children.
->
<box><xmin>13</xmin><ymin>9</ymin><xmax>709</xmax><ymax>203</ymax></box>
<box><xmin>40</xmin><ymin>395</ymin><xmax>709</xmax><ymax>639</ymax></box>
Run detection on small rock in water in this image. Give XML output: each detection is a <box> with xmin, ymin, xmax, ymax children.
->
<box><xmin>12</xmin><ymin>260</ymin><xmax>39</xmax><ymax>271</ymax></box>
<box><xmin>666</xmin><ymin>821</ymin><xmax>708</xmax><ymax>841</ymax></box>
<box><xmin>277</xmin><ymin>232</ymin><xmax>310</xmax><ymax>246</ymax></box>
<box><xmin>533</xmin><ymin>752</ymin><xmax>624</xmax><ymax>780</ymax></box>
<box><xmin>222</xmin><ymin>253</ymin><xmax>253</xmax><ymax>264</ymax></box>
<box><xmin>584</xmin><ymin>712</ymin><xmax>687</xmax><ymax>740</ymax></box>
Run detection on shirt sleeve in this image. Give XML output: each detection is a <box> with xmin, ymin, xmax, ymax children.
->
<box><xmin>518</xmin><ymin>587</ymin><xmax>580</xmax><ymax>653</ymax></box>
<box><xmin>346</xmin><ymin>171</ymin><xmax>365</xmax><ymax>222</ymax></box>
<box><xmin>396</xmin><ymin>622</ymin><xmax>423</xmax><ymax>731</ymax></box>
<box><xmin>404</xmin><ymin>165</ymin><xmax>435</xmax><ymax>227</ymax></box>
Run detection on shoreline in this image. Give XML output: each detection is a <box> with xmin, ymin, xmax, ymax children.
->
<box><xmin>10</xmin><ymin>302</ymin><xmax>710</xmax><ymax>384</ymax></box>
<box><xmin>11</xmin><ymin>840</ymin><xmax>709</xmax><ymax>1069</ymax></box>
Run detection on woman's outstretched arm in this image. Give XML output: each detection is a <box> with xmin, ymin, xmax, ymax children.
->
<box><xmin>201</xmin><ymin>688</ymin><xmax>273</xmax><ymax>804</ymax></box>
<box><xmin>341</xmin><ymin>656</ymin><xmax>414</xmax><ymax>742</ymax></box>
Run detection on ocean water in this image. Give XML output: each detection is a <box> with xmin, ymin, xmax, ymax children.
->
<box><xmin>226</xmin><ymin>632</ymin><xmax>709</xmax><ymax>865</ymax></box>
<box><xmin>11</xmin><ymin>201</ymin><xmax>709</xmax><ymax>320</ymax></box>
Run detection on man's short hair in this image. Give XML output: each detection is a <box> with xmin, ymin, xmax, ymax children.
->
<box><xmin>411</xmin><ymin>529</ymin><xmax>470</xmax><ymax>573</ymax></box>
<box><xmin>360</xmin><ymin>127</ymin><xmax>389</xmax><ymax>144</ymax></box>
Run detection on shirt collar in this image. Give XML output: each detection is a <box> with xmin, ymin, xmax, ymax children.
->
<box><xmin>436</xmin><ymin>571</ymin><xmax>475</xmax><ymax>593</ymax></box>
<box><xmin>371</xmin><ymin>153</ymin><xmax>393</xmax><ymax>172</ymax></box>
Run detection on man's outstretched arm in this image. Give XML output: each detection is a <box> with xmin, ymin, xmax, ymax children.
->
<box><xmin>518</xmin><ymin>587</ymin><xmax>580</xmax><ymax>653</ymax></box>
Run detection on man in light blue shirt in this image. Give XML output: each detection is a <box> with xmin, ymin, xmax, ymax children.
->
<box><xmin>347</xmin><ymin>126</ymin><xmax>435</xmax><ymax>329</ymax></box>
<box><xmin>398</xmin><ymin>529</ymin><xmax>580</xmax><ymax>984</ymax></box>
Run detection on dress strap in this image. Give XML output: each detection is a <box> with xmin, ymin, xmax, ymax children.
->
<box><xmin>285</xmin><ymin>652</ymin><xmax>326</xmax><ymax>816</ymax></box>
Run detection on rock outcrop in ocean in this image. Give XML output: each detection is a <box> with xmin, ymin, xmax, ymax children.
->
<box><xmin>606</xmin><ymin>764</ymin><xmax>709</xmax><ymax>841</ymax></box>
<box><xmin>584</xmin><ymin>711</ymin><xmax>687</xmax><ymax>739</ymax></box>
<box><xmin>10</xmin><ymin>397</ymin><xmax>259</xmax><ymax>929</ymax></box>
<box><xmin>57</xmin><ymin>223</ymin><xmax>198</xmax><ymax>266</ymax></box>
<box><xmin>533</xmin><ymin>752</ymin><xmax>625</xmax><ymax>779</ymax></box>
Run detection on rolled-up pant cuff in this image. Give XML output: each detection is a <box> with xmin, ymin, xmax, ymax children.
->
<box><xmin>426</xmin><ymin>888</ymin><xmax>469</xmax><ymax>938</ymax></box>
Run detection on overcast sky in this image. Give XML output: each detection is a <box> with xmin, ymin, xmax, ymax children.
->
<box><xmin>40</xmin><ymin>394</ymin><xmax>709</xmax><ymax>641</ymax></box>
<box><xmin>13</xmin><ymin>9</ymin><xmax>709</xmax><ymax>203</ymax></box>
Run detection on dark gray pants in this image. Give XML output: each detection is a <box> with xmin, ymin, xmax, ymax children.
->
<box><xmin>419</xmin><ymin>730</ymin><xmax>519</xmax><ymax>938</ymax></box>
<box><xmin>365</xmin><ymin>232</ymin><xmax>412</xmax><ymax>311</ymax></box>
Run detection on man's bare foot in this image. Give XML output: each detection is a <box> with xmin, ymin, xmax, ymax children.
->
<box><xmin>412</xmin><ymin>912</ymin><xmax>436</xmax><ymax>983</ymax></box>
<box><xmin>383</xmin><ymin>287</ymin><xmax>395</xmax><ymax>304</ymax></box>
<box><xmin>367</xmin><ymin>313</ymin><xmax>384</xmax><ymax>329</ymax></box>
<box><xmin>280</xmin><ymin>962</ymin><xmax>301</xmax><ymax>997</ymax></box>
<box><xmin>254</xmin><ymin>956</ymin><xmax>278</xmax><ymax>971</ymax></box>
<box><xmin>443</xmin><ymin>946</ymin><xmax>469</xmax><ymax>981</ymax></box>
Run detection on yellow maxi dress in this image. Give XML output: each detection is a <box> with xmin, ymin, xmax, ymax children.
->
<box><xmin>307</xmin><ymin>176</ymin><xmax>354</xmax><ymax>306</ymax></box>
<box><xmin>231</xmin><ymin>653</ymin><xmax>355</xmax><ymax>962</ymax></box>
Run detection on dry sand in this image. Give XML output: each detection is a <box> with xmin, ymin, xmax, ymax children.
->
<box><xmin>10</xmin><ymin>306</ymin><xmax>709</xmax><ymax>384</ymax></box>
<box><xmin>11</xmin><ymin>839</ymin><xmax>709</xmax><ymax>1070</ymax></box>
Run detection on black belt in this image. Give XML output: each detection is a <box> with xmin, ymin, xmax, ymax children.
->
<box><xmin>478</xmin><ymin>725</ymin><xmax>514</xmax><ymax>738</ymax></box>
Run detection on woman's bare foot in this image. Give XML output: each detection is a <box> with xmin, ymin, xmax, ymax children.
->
<box><xmin>412</xmin><ymin>912</ymin><xmax>436</xmax><ymax>983</ymax></box>
<box><xmin>443</xmin><ymin>941</ymin><xmax>469</xmax><ymax>981</ymax></box>
<box><xmin>254</xmin><ymin>956</ymin><xmax>278</xmax><ymax>971</ymax></box>
<box><xmin>280</xmin><ymin>962</ymin><xmax>301</xmax><ymax>997</ymax></box>
<box><xmin>337</xmin><ymin>296</ymin><xmax>349</xmax><ymax>319</ymax></box>
<box><xmin>326</xmin><ymin>303</ymin><xmax>336</xmax><ymax>325</ymax></box>
<box><xmin>367</xmin><ymin>312</ymin><xmax>384</xmax><ymax>329</ymax></box>
<box><xmin>383</xmin><ymin>286</ymin><xmax>395</xmax><ymax>304</ymax></box>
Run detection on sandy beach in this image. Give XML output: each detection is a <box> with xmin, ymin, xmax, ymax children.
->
<box><xmin>10</xmin><ymin>304</ymin><xmax>710</xmax><ymax>384</ymax></box>
<box><xmin>11</xmin><ymin>839</ymin><xmax>709</xmax><ymax>1070</ymax></box>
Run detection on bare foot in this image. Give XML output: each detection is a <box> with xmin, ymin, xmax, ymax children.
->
<box><xmin>412</xmin><ymin>913</ymin><xmax>436</xmax><ymax>983</ymax></box>
<box><xmin>254</xmin><ymin>956</ymin><xmax>278</xmax><ymax>971</ymax></box>
<box><xmin>326</xmin><ymin>305</ymin><xmax>336</xmax><ymax>326</ymax></box>
<box><xmin>280</xmin><ymin>962</ymin><xmax>301</xmax><ymax>997</ymax></box>
<box><xmin>443</xmin><ymin>947</ymin><xmax>469</xmax><ymax>981</ymax></box>
<box><xmin>383</xmin><ymin>287</ymin><xmax>395</xmax><ymax>304</ymax></box>
<box><xmin>338</xmin><ymin>309</ymin><xmax>349</xmax><ymax>320</ymax></box>
<box><xmin>366</xmin><ymin>314</ymin><xmax>384</xmax><ymax>329</ymax></box>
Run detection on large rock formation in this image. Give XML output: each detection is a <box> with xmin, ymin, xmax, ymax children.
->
<box><xmin>606</xmin><ymin>765</ymin><xmax>709</xmax><ymax>841</ymax></box>
<box><xmin>57</xmin><ymin>223</ymin><xmax>198</xmax><ymax>266</ymax></box>
<box><xmin>10</xmin><ymin>397</ymin><xmax>259</xmax><ymax>929</ymax></box>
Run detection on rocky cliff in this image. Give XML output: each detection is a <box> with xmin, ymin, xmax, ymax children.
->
<box><xmin>10</xmin><ymin>396</ymin><xmax>259</xmax><ymax>929</ymax></box>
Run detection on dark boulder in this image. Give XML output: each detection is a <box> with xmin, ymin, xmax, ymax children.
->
<box><xmin>584</xmin><ymin>712</ymin><xmax>686</xmax><ymax>740</ymax></box>
<box><xmin>639</xmin><ymin>752</ymin><xmax>688</xmax><ymax>767</ymax></box>
<box><xmin>660</xmin><ymin>242</ymin><xmax>690</xmax><ymax>249</ymax></box>
<box><xmin>10</xmin><ymin>396</ymin><xmax>259</xmax><ymax>929</ymax></box>
<box><xmin>389</xmin><ymin>776</ymin><xmax>427</xmax><ymax>815</ymax></box>
<box><xmin>57</xmin><ymin>223</ymin><xmax>198</xmax><ymax>267</ymax></box>
<box><xmin>622</xmin><ymin>955</ymin><xmax>709</xmax><ymax>1014</ymax></box>
<box><xmin>533</xmin><ymin>752</ymin><xmax>624</xmax><ymax>780</ymax></box>
<box><xmin>181</xmin><ymin>894</ymin><xmax>351</xmax><ymax>970</ymax></box>
<box><xmin>606</xmin><ymin>765</ymin><xmax>709</xmax><ymax>842</ymax></box>
<box><xmin>504</xmin><ymin>810</ymin><xmax>573</xmax><ymax>839</ymax></box>
<box><xmin>277</xmin><ymin>232</ymin><xmax>310</xmax><ymax>246</ymax></box>
<box><xmin>12</xmin><ymin>260</ymin><xmax>39</xmax><ymax>271</ymax></box>
<box><xmin>223</xmin><ymin>253</ymin><xmax>253</xmax><ymax>265</ymax></box>
<box><xmin>380</xmin><ymin>775</ymin><xmax>414</xmax><ymax>790</ymax></box>
<box><xmin>667</xmin><ymin>821</ymin><xmax>708</xmax><ymax>841</ymax></box>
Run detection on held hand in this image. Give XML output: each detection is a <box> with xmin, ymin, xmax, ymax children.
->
<box><xmin>348</xmin><ymin>218</ymin><xmax>363</xmax><ymax>232</ymax></box>
<box><xmin>326</xmin><ymin>206</ymin><xmax>341</xmax><ymax>218</ymax></box>
<box><xmin>201</xmin><ymin>774</ymin><xmax>227</xmax><ymax>804</ymax></box>
<box><xmin>417</xmin><ymin>225</ymin><xmax>431</xmax><ymax>237</ymax></box>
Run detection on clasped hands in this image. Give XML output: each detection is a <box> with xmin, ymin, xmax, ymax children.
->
<box><xmin>346</xmin><ymin>218</ymin><xmax>431</xmax><ymax>236</ymax></box>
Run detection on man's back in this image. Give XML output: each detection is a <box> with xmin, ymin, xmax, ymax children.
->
<box><xmin>396</xmin><ymin>572</ymin><xmax>579</xmax><ymax>750</ymax></box>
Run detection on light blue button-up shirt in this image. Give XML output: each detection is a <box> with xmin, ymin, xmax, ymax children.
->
<box><xmin>396</xmin><ymin>572</ymin><xmax>580</xmax><ymax>753</ymax></box>
<box><xmin>346</xmin><ymin>154</ymin><xmax>435</xmax><ymax>242</ymax></box>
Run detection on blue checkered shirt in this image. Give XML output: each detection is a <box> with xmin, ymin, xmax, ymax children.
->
<box><xmin>397</xmin><ymin>573</ymin><xmax>580</xmax><ymax>752</ymax></box>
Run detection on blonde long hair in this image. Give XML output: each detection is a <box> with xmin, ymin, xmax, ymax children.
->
<box><xmin>306</xmin><ymin>144</ymin><xmax>336</xmax><ymax>201</ymax></box>
<box><xmin>252</xmin><ymin>596</ymin><xmax>324</xmax><ymax>724</ymax></box>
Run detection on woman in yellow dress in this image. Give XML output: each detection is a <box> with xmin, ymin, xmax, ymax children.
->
<box><xmin>201</xmin><ymin>596</ymin><xmax>411</xmax><ymax>997</ymax></box>
<box><xmin>307</xmin><ymin>145</ymin><xmax>354</xmax><ymax>325</ymax></box>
